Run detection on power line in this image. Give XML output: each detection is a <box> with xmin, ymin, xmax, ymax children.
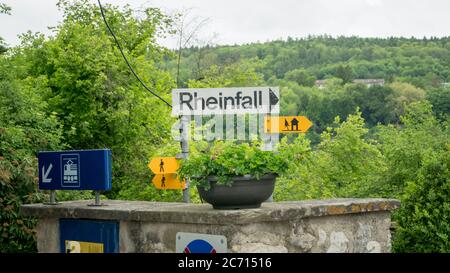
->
<box><xmin>97</xmin><ymin>0</ymin><xmax>172</xmax><ymax>108</ymax></box>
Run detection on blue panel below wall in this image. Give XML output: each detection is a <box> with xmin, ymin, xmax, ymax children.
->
<box><xmin>60</xmin><ymin>219</ymin><xmax>119</xmax><ymax>253</ymax></box>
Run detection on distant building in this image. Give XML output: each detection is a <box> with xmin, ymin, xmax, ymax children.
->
<box><xmin>441</xmin><ymin>82</ymin><xmax>450</xmax><ymax>88</ymax></box>
<box><xmin>352</xmin><ymin>79</ymin><xmax>385</xmax><ymax>87</ymax></box>
<box><xmin>315</xmin><ymin>80</ymin><xmax>326</xmax><ymax>89</ymax></box>
<box><xmin>315</xmin><ymin>79</ymin><xmax>385</xmax><ymax>89</ymax></box>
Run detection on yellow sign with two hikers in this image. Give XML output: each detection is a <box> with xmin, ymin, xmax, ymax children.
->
<box><xmin>148</xmin><ymin>157</ymin><xmax>185</xmax><ymax>190</ymax></box>
<box><xmin>152</xmin><ymin>173</ymin><xmax>186</xmax><ymax>190</ymax></box>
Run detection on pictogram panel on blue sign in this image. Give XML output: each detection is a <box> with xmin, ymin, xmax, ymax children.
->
<box><xmin>61</xmin><ymin>154</ymin><xmax>80</xmax><ymax>188</ymax></box>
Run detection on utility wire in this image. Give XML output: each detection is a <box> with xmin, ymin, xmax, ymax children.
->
<box><xmin>97</xmin><ymin>0</ymin><xmax>172</xmax><ymax>108</ymax></box>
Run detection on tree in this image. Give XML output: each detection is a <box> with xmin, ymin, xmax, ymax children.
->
<box><xmin>392</xmin><ymin>149</ymin><xmax>450</xmax><ymax>252</ymax></box>
<box><xmin>284</xmin><ymin>68</ymin><xmax>316</xmax><ymax>87</ymax></box>
<box><xmin>0</xmin><ymin>3</ymin><xmax>10</xmax><ymax>14</ymax></box>
<box><xmin>348</xmin><ymin>84</ymin><xmax>395</xmax><ymax>126</ymax></box>
<box><xmin>187</xmin><ymin>60</ymin><xmax>264</xmax><ymax>88</ymax></box>
<box><xmin>191</xmin><ymin>33</ymin><xmax>219</xmax><ymax>81</ymax></box>
<box><xmin>173</xmin><ymin>8</ymin><xmax>210</xmax><ymax>87</ymax></box>
<box><xmin>275</xmin><ymin>110</ymin><xmax>386</xmax><ymax>200</ymax></box>
<box><xmin>0</xmin><ymin>2</ymin><xmax>11</xmax><ymax>54</ymax></box>
<box><xmin>0</xmin><ymin>62</ymin><xmax>64</xmax><ymax>252</ymax></box>
<box><xmin>427</xmin><ymin>88</ymin><xmax>450</xmax><ymax>120</ymax></box>
<box><xmin>335</xmin><ymin>64</ymin><xmax>353</xmax><ymax>84</ymax></box>
<box><xmin>15</xmin><ymin>0</ymin><xmax>180</xmax><ymax>201</ymax></box>
<box><xmin>386</xmin><ymin>82</ymin><xmax>426</xmax><ymax>122</ymax></box>
<box><xmin>376</xmin><ymin>101</ymin><xmax>448</xmax><ymax>198</ymax></box>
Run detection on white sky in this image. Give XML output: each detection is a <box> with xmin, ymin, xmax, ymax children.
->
<box><xmin>0</xmin><ymin>0</ymin><xmax>449</xmax><ymax>48</ymax></box>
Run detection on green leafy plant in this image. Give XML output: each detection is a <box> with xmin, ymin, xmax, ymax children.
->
<box><xmin>392</xmin><ymin>149</ymin><xmax>450</xmax><ymax>252</ymax></box>
<box><xmin>178</xmin><ymin>141</ymin><xmax>288</xmax><ymax>190</ymax></box>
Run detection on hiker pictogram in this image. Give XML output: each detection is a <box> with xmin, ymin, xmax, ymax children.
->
<box><xmin>148</xmin><ymin>157</ymin><xmax>179</xmax><ymax>174</ymax></box>
<box><xmin>152</xmin><ymin>174</ymin><xmax>186</xmax><ymax>190</ymax></box>
<box><xmin>161</xmin><ymin>175</ymin><xmax>166</xmax><ymax>188</ymax></box>
<box><xmin>160</xmin><ymin>159</ymin><xmax>165</xmax><ymax>172</ymax></box>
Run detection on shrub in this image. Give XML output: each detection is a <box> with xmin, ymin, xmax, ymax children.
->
<box><xmin>393</xmin><ymin>149</ymin><xmax>450</xmax><ymax>252</ymax></box>
<box><xmin>0</xmin><ymin>79</ymin><xmax>64</xmax><ymax>252</ymax></box>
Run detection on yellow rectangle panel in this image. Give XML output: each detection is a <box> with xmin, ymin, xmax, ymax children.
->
<box><xmin>65</xmin><ymin>240</ymin><xmax>104</xmax><ymax>253</ymax></box>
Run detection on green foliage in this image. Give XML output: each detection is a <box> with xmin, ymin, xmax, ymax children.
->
<box><xmin>10</xmin><ymin>0</ymin><xmax>178</xmax><ymax>201</ymax></box>
<box><xmin>275</xmin><ymin>110</ymin><xmax>386</xmax><ymax>200</ymax></box>
<box><xmin>115</xmin><ymin>141</ymin><xmax>184</xmax><ymax>202</ymax></box>
<box><xmin>0</xmin><ymin>0</ymin><xmax>180</xmax><ymax>252</ymax></box>
<box><xmin>348</xmin><ymin>84</ymin><xmax>395</xmax><ymax>126</ymax></box>
<box><xmin>0</xmin><ymin>0</ymin><xmax>449</xmax><ymax>253</ymax></box>
<box><xmin>284</xmin><ymin>68</ymin><xmax>315</xmax><ymax>87</ymax></box>
<box><xmin>387</xmin><ymin>82</ymin><xmax>426</xmax><ymax>121</ymax></box>
<box><xmin>0</xmin><ymin>3</ymin><xmax>10</xmax><ymax>15</ymax></box>
<box><xmin>187</xmin><ymin>59</ymin><xmax>265</xmax><ymax>88</ymax></box>
<box><xmin>392</xmin><ymin>149</ymin><xmax>450</xmax><ymax>252</ymax></box>
<box><xmin>173</xmin><ymin>36</ymin><xmax>450</xmax><ymax>89</ymax></box>
<box><xmin>171</xmin><ymin>36</ymin><xmax>449</xmax><ymax>132</ymax></box>
<box><xmin>335</xmin><ymin>64</ymin><xmax>354</xmax><ymax>83</ymax></box>
<box><xmin>0</xmin><ymin>63</ymin><xmax>63</xmax><ymax>252</ymax></box>
<box><xmin>275</xmin><ymin>80</ymin><xmax>427</xmax><ymax>135</ymax></box>
<box><xmin>178</xmin><ymin>141</ymin><xmax>287</xmax><ymax>190</ymax></box>
<box><xmin>376</xmin><ymin>101</ymin><xmax>448</xmax><ymax>197</ymax></box>
<box><xmin>427</xmin><ymin>87</ymin><xmax>450</xmax><ymax>121</ymax></box>
<box><xmin>0</xmin><ymin>2</ymin><xmax>11</xmax><ymax>54</ymax></box>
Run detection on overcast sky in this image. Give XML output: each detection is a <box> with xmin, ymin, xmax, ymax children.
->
<box><xmin>0</xmin><ymin>0</ymin><xmax>449</xmax><ymax>48</ymax></box>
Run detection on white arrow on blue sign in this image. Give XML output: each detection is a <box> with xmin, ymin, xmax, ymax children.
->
<box><xmin>38</xmin><ymin>149</ymin><xmax>112</xmax><ymax>191</ymax></box>
<box><xmin>42</xmin><ymin>164</ymin><xmax>53</xmax><ymax>183</ymax></box>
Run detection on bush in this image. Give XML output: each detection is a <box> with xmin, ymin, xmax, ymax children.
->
<box><xmin>275</xmin><ymin>110</ymin><xmax>386</xmax><ymax>200</ymax></box>
<box><xmin>393</xmin><ymin>149</ymin><xmax>450</xmax><ymax>252</ymax></box>
<box><xmin>0</xmin><ymin>78</ymin><xmax>64</xmax><ymax>252</ymax></box>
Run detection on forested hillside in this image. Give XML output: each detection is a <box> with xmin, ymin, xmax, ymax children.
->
<box><xmin>0</xmin><ymin>0</ymin><xmax>449</xmax><ymax>252</ymax></box>
<box><xmin>167</xmin><ymin>35</ymin><xmax>450</xmax><ymax>139</ymax></box>
<box><xmin>173</xmin><ymin>36</ymin><xmax>450</xmax><ymax>87</ymax></box>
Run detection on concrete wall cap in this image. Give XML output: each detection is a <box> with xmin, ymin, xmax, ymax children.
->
<box><xmin>20</xmin><ymin>198</ymin><xmax>400</xmax><ymax>225</ymax></box>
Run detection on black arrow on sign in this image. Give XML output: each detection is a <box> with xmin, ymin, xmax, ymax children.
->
<box><xmin>269</xmin><ymin>88</ymin><xmax>279</xmax><ymax>108</ymax></box>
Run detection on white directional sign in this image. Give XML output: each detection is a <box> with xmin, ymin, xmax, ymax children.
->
<box><xmin>172</xmin><ymin>87</ymin><xmax>279</xmax><ymax>116</ymax></box>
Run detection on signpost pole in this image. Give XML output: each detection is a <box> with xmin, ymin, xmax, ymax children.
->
<box><xmin>95</xmin><ymin>191</ymin><xmax>100</xmax><ymax>206</ymax></box>
<box><xmin>264</xmin><ymin>89</ymin><xmax>279</xmax><ymax>203</ymax></box>
<box><xmin>265</xmin><ymin>113</ymin><xmax>274</xmax><ymax>203</ymax></box>
<box><xmin>47</xmin><ymin>190</ymin><xmax>57</xmax><ymax>205</ymax></box>
<box><xmin>179</xmin><ymin>115</ymin><xmax>190</xmax><ymax>203</ymax></box>
<box><xmin>88</xmin><ymin>191</ymin><xmax>104</xmax><ymax>206</ymax></box>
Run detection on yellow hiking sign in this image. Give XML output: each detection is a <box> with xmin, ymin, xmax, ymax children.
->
<box><xmin>264</xmin><ymin>116</ymin><xmax>313</xmax><ymax>133</ymax></box>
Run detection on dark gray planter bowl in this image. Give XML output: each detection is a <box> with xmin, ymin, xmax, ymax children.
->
<box><xmin>197</xmin><ymin>174</ymin><xmax>276</xmax><ymax>210</ymax></box>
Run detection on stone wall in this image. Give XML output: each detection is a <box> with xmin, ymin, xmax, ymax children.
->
<box><xmin>21</xmin><ymin>198</ymin><xmax>400</xmax><ymax>253</ymax></box>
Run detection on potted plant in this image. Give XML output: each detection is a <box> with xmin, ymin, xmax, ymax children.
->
<box><xmin>178</xmin><ymin>141</ymin><xmax>287</xmax><ymax>209</ymax></box>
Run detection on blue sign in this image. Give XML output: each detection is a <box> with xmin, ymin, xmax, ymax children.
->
<box><xmin>38</xmin><ymin>149</ymin><xmax>112</xmax><ymax>190</ymax></box>
<box><xmin>60</xmin><ymin>219</ymin><xmax>119</xmax><ymax>253</ymax></box>
<box><xmin>176</xmin><ymin>232</ymin><xmax>227</xmax><ymax>253</ymax></box>
<box><xmin>184</xmin><ymin>239</ymin><xmax>216</xmax><ymax>253</ymax></box>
